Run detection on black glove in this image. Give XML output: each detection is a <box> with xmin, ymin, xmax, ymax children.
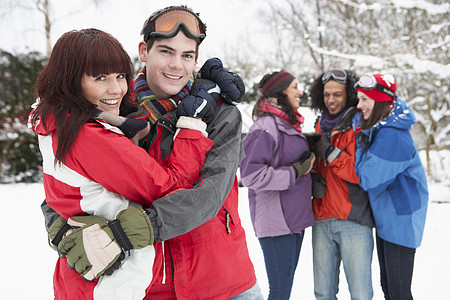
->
<box><xmin>314</xmin><ymin>135</ymin><xmax>335</xmax><ymax>160</ymax></box>
<box><xmin>311</xmin><ymin>171</ymin><xmax>327</xmax><ymax>199</ymax></box>
<box><xmin>292</xmin><ymin>151</ymin><xmax>316</xmax><ymax>178</ymax></box>
<box><xmin>199</xmin><ymin>57</ymin><xmax>245</xmax><ymax>105</ymax></box>
<box><xmin>303</xmin><ymin>133</ymin><xmax>322</xmax><ymax>154</ymax></box>
<box><xmin>93</xmin><ymin>109</ymin><xmax>151</xmax><ymax>146</ymax></box>
<box><xmin>177</xmin><ymin>78</ymin><xmax>219</xmax><ymax>123</ymax></box>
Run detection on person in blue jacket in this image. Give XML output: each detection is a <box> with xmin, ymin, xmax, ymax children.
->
<box><xmin>240</xmin><ymin>71</ymin><xmax>315</xmax><ymax>300</ymax></box>
<box><xmin>353</xmin><ymin>73</ymin><xmax>428</xmax><ymax>300</ymax></box>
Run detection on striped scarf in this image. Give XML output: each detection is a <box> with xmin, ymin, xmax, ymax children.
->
<box><xmin>131</xmin><ymin>66</ymin><xmax>194</xmax><ymax>124</ymax></box>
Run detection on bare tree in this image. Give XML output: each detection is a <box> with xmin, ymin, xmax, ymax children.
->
<box><xmin>1</xmin><ymin>0</ymin><xmax>106</xmax><ymax>56</ymax></box>
<box><xmin>36</xmin><ymin>0</ymin><xmax>51</xmax><ymax>56</ymax></box>
<box><xmin>221</xmin><ymin>0</ymin><xmax>448</xmax><ymax>179</ymax></box>
<box><xmin>264</xmin><ymin>0</ymin><xmax>449</xmax><ymax>177</ymax></box>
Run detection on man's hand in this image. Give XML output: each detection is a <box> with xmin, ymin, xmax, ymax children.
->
<box><xmin>315</xmin><ymin>135</ymin><xmax>342</xmax><ymax>163</ymax></box>
<box><xmin>311</xmin><ymin>171</ymin><xmax>327</xmax><ymax>198</ymax></box>
<box><xmin>57</xmin><ymin>208</ymin><xmax>154</xmax><ymax>281</ymax></box>
<box><xmin>93</xmin><ymin>109</ymin><xmax>151</xmax><ymax>146</ymax></box>
<box><xmin>303</xmin><ymin>133</ymin><xmax>322</xmax><ymax>154</ymax></box>
<box><xmin>199</xmin><ymin>57</ymin><xmax>245</xmax><ymax>105</ymax></box>
<box><xmin>177</xmin><ymin>78</ymin><xmax>219</xmax><ymax>123</ymax></box>
<box><xmin>315</xmin><ymin>135</ymin><xmax>334</xmax><ymax>160</ymax></box>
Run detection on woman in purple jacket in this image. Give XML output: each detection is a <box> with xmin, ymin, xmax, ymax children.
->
<box><xmin>240</xmin><ymin>71</ymin><xmax>315</xmax><ymax>300</ymax></box>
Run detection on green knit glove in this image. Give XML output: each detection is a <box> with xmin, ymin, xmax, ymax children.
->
<box><xmin>57</xmin><ymin>207</ymin><xmax>154</xmax><ymax>281</ymax></box>
<box><xmin>293</xmin><ymin>152</ymin><xmax>316</xmax><ymax>178</ymax></box>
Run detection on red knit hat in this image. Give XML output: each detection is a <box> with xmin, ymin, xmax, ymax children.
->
<box><xmin>357</xmin><ymin>74</ymin><xmax>397</xmax><ymax>102</ymax></box>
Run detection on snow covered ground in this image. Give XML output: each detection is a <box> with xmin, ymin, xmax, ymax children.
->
<box><xmin>1</xmin><ymin>182</ymin><xmax>449</xmax><ymax>299</ymax></box>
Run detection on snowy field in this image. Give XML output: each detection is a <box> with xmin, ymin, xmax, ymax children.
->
<box><xmin>1</xmin><ymin>182</ymin><xmax>449</xmax><ymax>299</ymax></box>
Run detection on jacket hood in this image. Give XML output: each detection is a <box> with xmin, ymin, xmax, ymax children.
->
<box><xmin>379</xmin><ymin>97</ymin><xmax>416</xmax><ymax>130</ymax></box>
<box><xmin>28</xmin><ymin>109</ymin><xmax>56</xmax><ymax>136</ymax></box>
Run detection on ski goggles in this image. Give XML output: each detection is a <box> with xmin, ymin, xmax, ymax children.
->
<box><xmin>322</xmin><ymin>69</ymin><xmax>347</xmax><ymax>84</ymax></box>
<box><xmin>355</xmin><ymin>75</ymin><xmax>396</xmax><ymax>98</ymax></box>
<box><xmin>144</xmin><ymin>8</ymin><xmax>206</xmax><ymax>43</ymax></box>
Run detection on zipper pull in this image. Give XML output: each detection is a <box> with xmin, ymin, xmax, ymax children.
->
<box><xmin>226</xmin><ymin>211</ymin><xmax>231</xmax><ymax>234</ymax></box>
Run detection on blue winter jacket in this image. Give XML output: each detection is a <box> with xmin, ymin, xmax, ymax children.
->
<box><xmin>354</xmin><ymin>97</ymin><xmax>428</xmax><ymax>248</ymax></box>
<box><xmin>240</xmin><ymin>114</ymin><xmax>314</xmax><ymax>238</ymax></box>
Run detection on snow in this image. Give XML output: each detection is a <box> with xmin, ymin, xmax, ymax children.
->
<box><xmin>3</xmin><ymin>104</ymin><xmax>449</xmax><ymax>299</ymax></box>
<box><xmin>1</xmin><ymin>181</ymin><xmax>449</xmax><ymax>299</ymax></box>
<box><xmin>1</xmin><ymin>1</ymin><xmax>448</xmax><ymax>297</ymax></box>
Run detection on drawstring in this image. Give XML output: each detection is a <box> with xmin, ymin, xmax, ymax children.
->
<box><xmin>162</xmin><ymin>241</ymin><xmax>166</xmax><ymax>284</ymax></box>
<box><xmin>226</xmin><ymin>212</ymin><xmax>231</xmax><ymax>234</ymax></box>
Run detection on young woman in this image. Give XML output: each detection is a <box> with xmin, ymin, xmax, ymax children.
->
<box><xmin>240</xmin><ymin>71</ymin><xmax>315</xmax><ymax>300</ymax></box>
<box><xmin>354</xmin><ymin>73</ymin><xmax>428</xmax><ymax>300</ymax></box>
<box><xmin>29</xmin><ymin>28</ymin><xmax>213</xmax><ymax>299</ymax></box>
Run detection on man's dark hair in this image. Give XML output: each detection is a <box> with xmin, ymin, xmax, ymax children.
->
<box><xmin>309</xmin><ymin>69</ymin><xmax>360</xmax><ymax>113</ymax></box>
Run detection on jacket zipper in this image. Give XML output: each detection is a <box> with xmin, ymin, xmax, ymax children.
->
<box><xmin>225</xmin><ymin>210</ymin><xmax>233</xmax><ymax>234</ymax></box>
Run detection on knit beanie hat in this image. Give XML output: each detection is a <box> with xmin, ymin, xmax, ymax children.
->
<box><xmin>357</xmin><ymin>74</ymin><xmax>397</xmax><ymax>102</ymax></box>
<box><xmin>260</xmin><ymin>71</ymin><xmax>295</xmax><ymax>97</ymax></box>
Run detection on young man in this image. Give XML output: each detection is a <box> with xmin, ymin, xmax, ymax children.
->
<box><xmin>44</xmin><ymin>5</ymin><xmax>262</xmax><ymax>300</ymax></box>
<box><xmin>308</xmin><ymin>69</ymin><xmax>375</xmax><ymax>300</ymax></box>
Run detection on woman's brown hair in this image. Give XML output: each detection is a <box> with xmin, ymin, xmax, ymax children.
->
<box><xmin>361</xmin><ymin>100</ymin><xmax>393</xmax><ymax>130</ymax></box>
<box><xmin>356</xmin><ymin>100</ymin><xmax>393</xmax><ymax>148</ymax></box>
<box><xmin>30</xmin><ymin>28</ymin><xmax>135</xmax><ymax>163</ymax></box>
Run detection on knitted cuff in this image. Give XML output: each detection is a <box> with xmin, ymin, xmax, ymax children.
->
<box><xmin>144</xmin><ymin>208</ymin><xmax>160</xmax><ymax>242</ymax></box>
<box><xmin>175</xmin><ymin>116</ymin><xmax>208</xmax><ymax>137</ymax></box>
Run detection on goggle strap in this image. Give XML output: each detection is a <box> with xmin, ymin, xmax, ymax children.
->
<box><xmin>356</xmin><ymin>82</ymin><xmax>396</xmax><ymax>98</ymax></box>
<box><xmin>376</xmin><ymin>84</ymin><xmax>395</xmax><ymax>97</ymax></box>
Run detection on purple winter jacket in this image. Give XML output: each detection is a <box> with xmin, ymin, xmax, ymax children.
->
<box><xmin>240</xmin><ymin>114</ymin><xmax>314</xmax><ymax>238</ymax></box>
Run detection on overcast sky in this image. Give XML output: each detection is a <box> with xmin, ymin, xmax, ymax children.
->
<box><xmin>0</xmin><ymin>0</ymin><xmax>269</xmax><ymax>64</ymax></box>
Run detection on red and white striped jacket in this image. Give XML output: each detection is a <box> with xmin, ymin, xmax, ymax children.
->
<box><xmin>30</xmin><ymin>113</ymin><xmax>213</xmax><ymax>300</ymax></box>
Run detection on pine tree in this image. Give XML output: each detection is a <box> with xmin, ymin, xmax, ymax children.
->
<box><xmin>0</xmin><ymin>50</ymin><xmax>47</xmax><ymax>182</ymax></box>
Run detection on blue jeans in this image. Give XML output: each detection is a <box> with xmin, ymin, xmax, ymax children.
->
<box><xmin>258</xmin><ymin>232</ymin><xmax>304</xmax><ymax>300</ymax></box>
<box><xmin>376</xmin><ymin>234</ymin><xmax>416</xmax><ymax>300</ymax></box>
<box><xmin>228</xmin><ymin>283</ymin><xmax>264</xmax><ymax>300</ymax></box>
<box><xmin>312</xmin><ymin>219</ymin><xmax>374</xmax><ymax>300</ymax></box>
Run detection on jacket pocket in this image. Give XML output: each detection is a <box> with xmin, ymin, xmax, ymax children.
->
<box><xmin>389</xmin><ymin>176</ymin><xmax>421</xmax><ymax>215</ymax></box>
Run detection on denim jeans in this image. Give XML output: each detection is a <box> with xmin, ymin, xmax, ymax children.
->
<box><xmin>228</xmin><ymin>283</ymin><xmax>264</xmax><ymax>300</ymax></box>
<box><xmin>376</xmin><ymin>234</ymin><xmax>416</xmax><ymax>300</ymax></box>
<box><xmin>312</xmin><ymin>219</ymin><xmax>374</xmax><ymax>300</ymax></box>
<box><xmin>258</xmin><ymin>232</ymin><xmax>304</xmax><ymax>300</ymax></box>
